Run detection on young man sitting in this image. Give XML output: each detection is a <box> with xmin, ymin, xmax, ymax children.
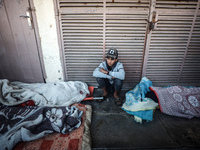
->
<box><xmin>93</xmin><ymin>48</ymin><xmax>125</xmax><ymax>106</ymax></box>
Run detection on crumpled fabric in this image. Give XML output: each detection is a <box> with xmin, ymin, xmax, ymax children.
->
<box><xmin>151</xmin><ymin>86</ymin><xmax>200</xmax><ymax>119</ymax></box>
<box><xmin>0</xmin><ymin>104</ymin><xmax>83</xmax><ymax>150</ymax></box>
<box><xmin>0</xmin><ymin>79</ymin><xmax>89</xmax><ymax>106</ymax></box>
<box><xmin>122</xmin><ymin>77</ymin><xmax>158</xmax><ymax>123</ymax></box>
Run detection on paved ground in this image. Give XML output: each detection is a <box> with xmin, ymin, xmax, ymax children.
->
<box><xmin>81</xmin><ymin>88</ymin><xmax>200</xmax><ymax>150</ymax></box>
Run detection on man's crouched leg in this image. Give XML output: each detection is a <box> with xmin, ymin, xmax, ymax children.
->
<box><xmin>96</xmin><ymin>77</ymin><xmax>109</xmax><ymax>97</ymax></box>
<box><xmin>113</xmin><ymin>78</ymin><xmax>123</xmax><ymax>106</ymax></box>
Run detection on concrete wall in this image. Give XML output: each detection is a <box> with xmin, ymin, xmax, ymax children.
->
<box><xmin>33</xmin><ymin>0</ymin><xmax>64</xmax><ymax>82</ymax></box>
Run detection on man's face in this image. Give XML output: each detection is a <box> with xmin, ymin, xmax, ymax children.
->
<box><xmin>106</xmin><ymin>57</ymin><xmax>118</xmax><ymax>67</ymax></box>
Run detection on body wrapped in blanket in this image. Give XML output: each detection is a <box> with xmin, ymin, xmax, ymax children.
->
<box><xmin>0</xmin><ymin>79</ymin><xmax>89</xmax><ymax>106</ymax></box>
<box><xmin>150</xmin><ymin>86</ymin><xmax>200</xmax><ymax>119</ymax></box>
<box><xmin>0</xmin><ymin>79</ymin><xmax>92</xmax><ymax>150</ymax></box>
<box><xmin>122</xmin><ymin>77</ymin><xmax>200</xmax><ymax>123</ymax></box>
<box><xmin>0</xmin><ymin>103</ymin><xmax>83</xmax><ymax>150</ymax></box>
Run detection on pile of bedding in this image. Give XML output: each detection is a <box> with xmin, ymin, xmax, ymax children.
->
<box><xmin>0</xmin><ymin>79</ymin><xmax>92</xmax><ymax>150</ymax></box>
<box><xmin>122</xmin><ymin>77</ymin><xmax>158</xmax><ymax>123</ymax></box>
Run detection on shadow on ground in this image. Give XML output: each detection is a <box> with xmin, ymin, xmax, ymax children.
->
<box><xmin>81</xmin><ymin>88</ymin><xmax>200</xmax><ymax>150</ymax></box>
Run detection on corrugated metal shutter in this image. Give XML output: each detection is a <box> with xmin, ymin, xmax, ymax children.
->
<box><xmin>105</xmin><ymin>0</ymin><xmax>150</xmax><ymax>87</ymax></box>
<box><xmin>58</xmin><ymin>0</ymin><xmax>200</xmax><ymax>87</ymax></box>
<box><xmin>58</xmin><ymin>0</ymin><xmax>104</xmax><ymax>86</ymax></box>
<box><xmin>179</xmin><ymin>2</ymin><xmax>200</xmax><ymax>85</ymax></box>
<box><xmin>143</xmin><ymin>0</ymin><xmax>200</xmax><ymax>86</ymax></box>
<box><xmin>57</xmin><ymin>0</ymin><xmax>150</xmax><ymax>87</ymax></box>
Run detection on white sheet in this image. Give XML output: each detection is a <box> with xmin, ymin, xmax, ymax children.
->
<box><xmin>0</xmin><ymin>79</ymin><xmax>89</xmax><ymax>106</ymax></box>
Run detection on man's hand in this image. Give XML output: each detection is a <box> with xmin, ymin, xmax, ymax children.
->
<box><xmin>100</xmin><ymin>68</ymin><xmax>108</xmax><ymax>74</ymax></box>
<box><xmin>100</xmin><ymin>68</ymin><xmax>115</xmax><ymax>79</ymax></box>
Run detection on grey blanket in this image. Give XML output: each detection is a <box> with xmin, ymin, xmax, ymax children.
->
<box><xmin>0</xmin><ymin>79</ymin><xmax>89</xmax><ymax>106</ymax></box>
<box><xmin>0</xmin><ymin>103</ymin><xmax>83</xmax><ymax>150</ymax></box>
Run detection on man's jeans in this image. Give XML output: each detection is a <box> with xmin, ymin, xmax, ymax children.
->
<box><xmin>96</xmin><ymin>77</ymin><xmax>123</xmax><ymax>93</ymax></box>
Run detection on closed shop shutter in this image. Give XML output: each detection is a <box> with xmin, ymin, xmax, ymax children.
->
<box><xmin>105</xmin><ymin>0</ymin><xmax>150</xmax><ymax>87</ymax></box>
<box><xmin>57</xmin><ymin>0</ymin><xmax>200</xmax><ymax>87</ymax></box>
<box><xmin>57</xmin><ymin>0</ymin><xmax>150</xmax><ymax>87</ymax></box>
<box><xmin>142</xmin><ymin>0</ymin><xmax>200</xmax><ymax>86</ymax></box>
<box><xmin>179</xmin><ymin>3</ymin><xmax>200</xmax><ymax>85</ymax></box>
<box><xmin>58</xmin><ymin>1</ymin><xmax>104</xmax><ymax>85</ymax></box>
